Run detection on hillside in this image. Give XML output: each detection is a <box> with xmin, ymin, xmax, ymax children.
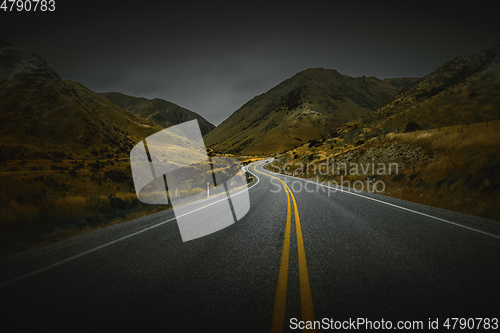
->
<box><xmin>335</xmin><ymin>44</ymin><xmax>500</xmax><ymax>141</ymax></box>
<box><xmin>204</xmin><ymin>68</ymin><xmax>417</xmax><ymax>155</ymax></box>
<box><xmin>267</xmin><ymin>44</ymin><xmax>500</xmax><ymax>221</ymax></box>
<box><xmin>0</xmin><ymin>36</ymin><xmax>161</xmax><ymax>159</ymax></box>
<box><xmin>269</xmin><ymin>121</ymin><xmax>500</xmax><ymax>221</ymax></box>
<box><xmin>0</xmin><ymin>36</ymin><xmax>166</xmax><ymax>255</ymax></box>
<box><xmin>100</xmin><ymin>92</ymin><xmax>215</xmax><ymax>135</ymax></box>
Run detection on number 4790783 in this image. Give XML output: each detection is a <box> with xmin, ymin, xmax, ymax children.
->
<box><xmin>1</xmin><ymin>0</ymin><xmax>55</xmax><ymax>12</ymax></box>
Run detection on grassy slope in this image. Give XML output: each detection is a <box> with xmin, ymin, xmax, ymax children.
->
<box><xmin>336</xmin><ymin>44</ymin><xmax>500</xmax><ymax>140</ymax></box>
<box><xmin>0</xmin><ymin>37</ymin><xmax>168</xmax><ymax>256</ymax></box>
<box><xmin>0</xmin><ymin>36</ymin><xmax>262</xmax><ymax>257</ymax></box>
<box><xmin>0</xmin><ymin>149</ymin><xmax>261</xmax><ymax>257</ymax></box>
<box><xmin>266</xmin><ymin>45</ymin><xmax>500</xmax><ymax>221</ymax></box>
<box><xmin>100</xmin><ymin>91</ymin><xmax>216</xmax><ymax>136</ymax></box>
<box><xmin>204</xmin><ymin>68</ymin><xmax>417</xmax><ymax>155</ymax></box>
<box><xmin>269</xmin><ymin>121</ymin><xmax>500</xmax><ymax>221</ymax></box>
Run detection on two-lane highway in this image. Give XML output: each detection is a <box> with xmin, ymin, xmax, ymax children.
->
<box><xmin>1</xmin><ymin>160</ymin><xmax>499</xmax><ymax>332</ymax></box>
<box><xmin>261</xmin><ymin>161</ymin><xmax>500</xmax><ymax>326</ymax></box>
<box><xmin>252</xmin><ymin>166</ymin><xmax>315</xmax><ymax>333</ymax></box>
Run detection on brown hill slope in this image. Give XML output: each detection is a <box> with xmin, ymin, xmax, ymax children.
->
<box><xmin>336</xmin><ymin>44</ymin><xmax>500</xmax><ymax>141</ymax></box>
<box><xmin>268</xmin><ymin>44</ymin><xmax>500</xmax><ymax>221</ymax></box>
<box><xmin>0</xmin><ymin>35</ymin><xmax>161</xmax><ymax>159</ymax></box>
<box><xmin>269</xmin><ymin>121</ymin><xmax>500</xmax><ymax>221</ymax></box>
<box><xmin>204</xmin><ymin>68</ymin><xmax>417</xmax><ymax>155</ymax></box>
<box><xmin>100</xmin><ymin>92</ymin><xmax>215</xmax><ymax>135</ymax></box>
<box><xmin>0</xmin><ymin>35</ymin><xmax>169</xmax><ymax>255</ymax></box>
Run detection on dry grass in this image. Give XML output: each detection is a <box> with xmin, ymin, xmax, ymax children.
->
<box><xmin>0</xmin><ymin>147</ymin><xmax>254</xmax><ymax>257</ymax></box>
<box><xmin>53</xmin><ymin>196</ymin><xmax>89</xmax><ymax>219</ymax></box>
<box><xmin>269</xmin><ymin>120</ymin><xmax>500</xmax><ymax>221</ymax></box>
<box><xmin>0</xmin><ymin>192</ymin><xmax>122</xmax><ymax>229</ymax></box>
<box><xmin>0</xmin><ymin>189</ymin><xmax>170</xmax><ymax>257</ymax></box>
<box><xmin>386</xmin><ymin>121</ymin><xmax>500</xmax><ymax>151</ymax></box>
<box><xmin>376</xmin><ymin>121</ymin><xmax>500</xmax><ymax>220</ymax></box>
<box><xmin>0</xmin><ymin>202</ymin><xmax>40</xmax><ymax>229</ymax></box>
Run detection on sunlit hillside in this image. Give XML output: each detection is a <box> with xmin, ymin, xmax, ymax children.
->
<box><xmin>269</xmin><ymin>120</ymin><xmax>500</xmax><ymax>221</ymax></box>
<box><xmin>204</xmin><ymin>68</ymin><xmax>417</xmax><ymax>155</ymax></box>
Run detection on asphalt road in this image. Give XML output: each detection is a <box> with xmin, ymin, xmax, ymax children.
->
<box><xmin>1</xmin><ymin>160</ymin><xmax>499</xmax><ymax>332</ymax></box>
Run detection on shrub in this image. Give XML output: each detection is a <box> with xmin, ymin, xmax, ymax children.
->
<box><xmin>308</xmin><ymin>139</ymin><xmax>321</xmax><ymax>148</ymax></box>
<box><xmin>104</xmin><ymin>170</ymin><xmax>129</xmax><ymax>183</ymax></box>
<box><xmin>73</xmin><ymin>162</ymin><xmax>84</xmax><ymax>170</ymax></box>
<box><xmin>50</xmin><ymin>151</ymin><xmax>66</xmax><ymax>159</ymax></box>
<box><xmin>435</xmin><ymin>179</ymin><xmax>446</xmax><ymax>188</ymax></box>
<box><xmin>108</xmin><ymin>194</ymin><xmax>128</xmax><ymax>209</ymax></box>
<box><xmin>89</xmin><ymin>162</ymin><xmax>102</xmax><ymax>172</ymax></box>
<box><xmin>50</xmin><ymin>165</ymin><xmax>69</xmax><ymax>171</ymax></box>
<box><xmin>409</xmin><ymin>172</ymin><xmax>419</xmax><ymax>181</ymax></box>
<box><xmin>404</xmin><ymin>121</ymin><xmax>420</xmax><ymax>133</ymax></box>
<box><xmin>392</xmin><ymin>173</ymin><xmax>405</xmax><ymax>182</ymax></box>
<box><xmin>355</xmin><ymin>139</ymin><xmax>364</xmax><ymax>146</ymax></box>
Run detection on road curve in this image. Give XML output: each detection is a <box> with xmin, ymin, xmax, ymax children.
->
<box><xmin>0</xmin><ymin>160</ymin><xmax>499</xmax><ymax>332</ymax></box>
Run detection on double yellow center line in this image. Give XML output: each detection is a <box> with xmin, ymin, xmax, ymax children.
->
<box><xmin>254</xmin><ymin>163</ymin><xmax>315</xmax><ymax>333</ymax></box>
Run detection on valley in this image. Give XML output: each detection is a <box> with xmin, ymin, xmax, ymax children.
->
<box><xmin>1</xmin><ymin>33</ymin><xmax>499</xmax><ymax>257</ymax></box>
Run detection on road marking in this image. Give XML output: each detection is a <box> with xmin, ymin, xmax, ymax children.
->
<box><xmin>267</xmin><ymin>166</ymin><xmax>500</xmax><ymax>240</ymax></box>
<box><xmin>283</xmin><ymin>182</ymin><xmax>315</xmax><ymax>328</ymax></box>
<box><xmin>270</xmin><ymin>177</ymin><xmax>292</xmax><ymax>333</ymax></box>
<box><xmin>253</xmin><ymin>163</ymin><xmax>315</xmax><ymax>333</ymax></box>
<box><xmin>0</xmin><ymin>166</ymin><xmax>262</xmax><ymax>289</ymax></box>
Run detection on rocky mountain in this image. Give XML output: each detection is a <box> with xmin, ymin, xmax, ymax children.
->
<box><xmin>204</xmin><ymin>68</ymin><xmax>417</xmax><ymax>155</ymax></box>
<box><xmin>268</xmin><ymin>44</ymin><xmax>500</xmax><ymax>222</ymax></box>
<box><xmin>100</xmin><ymin>92</ymin><xmax>215</xmax><ymax>136</ymax></box>
<box><xmin>337</xmin><ymin>43</ymin><xmax>500</xmax><ymax>138</ymax></box>
<box><xmin>0</xmin><ymin>35</ymin><xmax>161</xmax><ymax>160</ymax></box>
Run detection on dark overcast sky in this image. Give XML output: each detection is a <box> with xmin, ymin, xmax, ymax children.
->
<box><xmin>1</xmin><ymin>1</ymin><xmax>498</xmax><ymax>125</ymax></box>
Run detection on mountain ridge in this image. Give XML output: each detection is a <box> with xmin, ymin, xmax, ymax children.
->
<box><xmin>0</xmin><ymin>35</ymin><xmax>160</xmax><ymax>158</ymax></box>
<box><xmin>99</xmin><ymin>92</ymin><xmax>215</xmax><ymax>136</ymax></box>
<box><xmin>204</xmin><ymin>67</ymin><xmax>418</xmax><ymax>155</ymax></box>
<box><xmin>335</xmin><ymin>43</ymin><xmax>500</xmax><ymax>138</ymax></box>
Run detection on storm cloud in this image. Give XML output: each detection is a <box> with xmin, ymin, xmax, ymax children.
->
<box><xmin>1</xmin><ymin>1</ymin><xmax>498</xmax><ymax>125</ymax></box>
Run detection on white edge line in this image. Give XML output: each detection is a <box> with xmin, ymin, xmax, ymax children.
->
<box><xmin>0</xmin><ymin>163</ymin><xmax>262</xmax><ymax>288</ymax></box>
<box><xmin>259</xmin><ymin>162</ymin><xmax>500</xmax><ymax>241</ymax></box>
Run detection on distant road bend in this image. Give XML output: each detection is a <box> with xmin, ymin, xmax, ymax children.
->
<box><xmin>1</xmin><ymin>160</ymin><xmax>499</xmax><ymax>332</ymax></box>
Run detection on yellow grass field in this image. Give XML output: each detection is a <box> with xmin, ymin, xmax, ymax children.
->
<box><xmin>269</xmin><ymin>120</ymin><xmax>500</xmax><ymax>221</ymax></box>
